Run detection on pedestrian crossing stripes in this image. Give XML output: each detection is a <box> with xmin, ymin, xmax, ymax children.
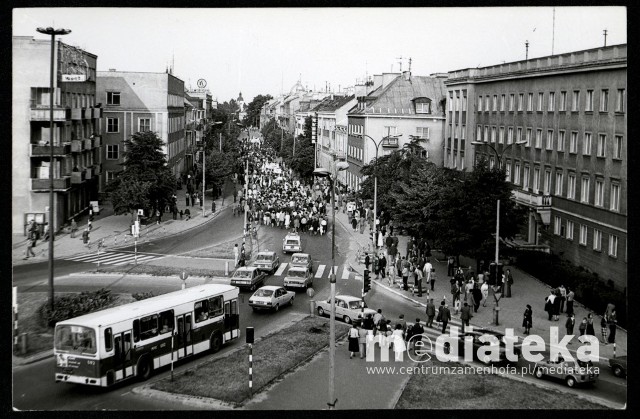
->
<box><xmin>63</xmin><ymin>251</ymin><xmax>166</xmax><ymax>266</ymax></box>
<box><xmin>273</xmin><ymin>263</ymin><xmax>355</xmax><ymax>281</ymax></box>
<box><xmin>274</xmin><ymin>263</ymin><xmax>288</xmax><ymax>276</ymax></box>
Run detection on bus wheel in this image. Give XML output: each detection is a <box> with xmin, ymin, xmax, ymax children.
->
<box><xmin>210</xmin><ymin>333</ymin><xmax>223</xmax><ymax>353</ymax></box>
<box><xmin>137</xmin><ymin>356</ymin><xmax>153</xmax><ymax>381</ymax></box>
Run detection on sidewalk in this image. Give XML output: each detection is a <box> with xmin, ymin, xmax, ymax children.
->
<box><xmin>12</xmin><ymin>179</ymin><xmax>237</xmax><ymax>267</ymax></box>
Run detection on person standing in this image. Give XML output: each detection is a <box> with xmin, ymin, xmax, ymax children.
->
<box><xmin>379</xmin><ymin>254</ymin><xmax>387</xmax><ymax>281</ymax></box>
<box><xmin>348</xmin><ymin>322</ymin><xmax>360</xmax><ymax>359</ymax></box>
<box><xmin>578</xmin><ymin>317</ymin><xmax>588</xmax><ymax>336</ymax></box>
<box><xmin>565</xmin><ymin>313</ymin><xmax>576</xmax><ymax>344</ymax></box>
<box><xmin>357</xmin><ymin>320</ymin><xmax>368</xmax><ymax>359</ymax></box>
<box><xmin>402</xmin><ymin>262</ymin><xmax>410</xmax><ymax>291</ymax></box>
<box><xmin>523</xmin><ymin>304</ymin><xmax>533</xmax><ymax>335</ymax></box>
<box><xmin>440</xmin><ymin>304</ymin><xmax>452</xmax><ymax>334</ymax></box>
<box><xmin>409</xmin><ymin>319</ymin><xmax>424</xmax><ymax>354</ymax></box>
<box><xmin>460</xmin><ymin>302</ymin><xmax>472</xmax><ymax>333</ymax></box>
<box><xmin>23</xmin><ymin>236</ymin><xmax>37</xmax><ymax>260</ymax></box>
<box><xmin>447</xmin><ymin>256</ymin><xmax>455</xmax><ymax>276</ymax></box>
<box><xmin>481</xmin><ymin>281</ymin><xmax>489</xmax><ymax>307</ymax></box>
<box><xmin>558</xmin><ymin>284</ymin><xmax>567</xmax><ymax>313</ymax></box>
<box><xmin>566</xmin><ymin>288</ymin><xmax>575</xmax><ymax>316</ymax></box>
<box><xmin>586</xmin><ymin>313</ymin><xmax>596</xmax><ymax>336</ymax></box>
<box><xmin>607</xmin><ymin>309</ymin><xmax>617</xmax><ymax>344</ymax></box>
<box><xmin>425</xmin><ymin>299</ymin><xmax>436</xmax><ymax>328</ymax></box>
<box><xmin>414</xmin><ymin>263</ymin><xmax>423</xmax><ymax>297</ymax></box>
<box><xmin>70</xmin><ymin>218</ymin><xmax>78</xmax><ymax>238</ymax></box>
<box><xmin>364</xmin><ymin>253</ymin><xmax>370</xmax><ymax>271</ymax></box>
<box><xmin>545</xmin><ymin>291</ymin><xmax>556</xmax><ymax>321</ymax></box>
<box><xmin>82</xmin><ymin>228</ymin><xmax>90</xmax><ymax>246</ymax></box>
<box><xmin>505</xmin><ymin>268</ymin><xmax>514</xmax><ymax>297</ymax></box>
<box><xmin>233</xmin><ymin>244</ymin><xmax>239</xmax><ymax>267</ymax></box>
<box><xmin>600</xmin><ymin>316</ymin><xmax>608</xmax><ymax>344</ymax></box>
<box><xmin>391</xmin><ymin>324</ymin><xmax>406</xmax><ymax>361</ymax></box>
<box><xmin>429</xmin><ymin>268</ymin><xmax>436</xmax><ymax>291</ymax></box>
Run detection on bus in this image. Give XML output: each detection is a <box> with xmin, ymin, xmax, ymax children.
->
<box><xmin>54</xmin><ymin>284</ymin><xmax>240</xmax><ymax>387</ymax></box>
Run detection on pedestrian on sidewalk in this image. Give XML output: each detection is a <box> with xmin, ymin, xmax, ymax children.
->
<box><xmin>413</xmin><ymin>263</ymin><xmax>423</xmax><ymax>297</ymax></box>
<box><xmin>425</xmin><ymin>299</ymin><xmax>436</xmax><ymax>327</ymax></box>
<box><xmin>358</xmin><ymin>320</ymin><xmax>368</xmax><ymax>359</ymax></box>
<box><xmin>212</xmin><ymin>201</ymin><xmax>216</xmax><ymax>213</ymax></box>
<box><xmin>429</xmin><ymin>268</ymin><xmax>436</xmax><ymax>291</ymax></box>
<box><xmin>586</xmin><ymin>313</ymin><xmax>595</xmax><ymax>336</ymax></box>
<box><xmin>558</xmin><ymin>284</ymin><xmax>567</xmax><ymax>313</ymax></box>
<box><xmin>460</xmin><ymin>302</ymin><xmax>472</xmax><ymax>333</ymax></box>
<box><xmin>523</xmin><ymin>304</ymin><xmax>533</xmax><ymax>334</ymax></box>
<box><xmin>379</xmin><ymin>254</ymin><xmax>387</xmax><ymax>281</ymax></box>
<box><xmin>23</xmin><ymin>236</ymin><xmax>37</xmax><ymax>259</ymax></box>
<box><xmin>579</xmin><ymin>317</ymin><xmax>587</xmax><ymax>336</ymax></box>
<box><xmin>566</xmin><ymin>288</ymin><xmax>575</xmax><ymax>316</ymax></box>
<box><xmin>440</xmin><ymin>304</ymin><xmax>451</xmax><ymax>334</ymax></box>
<box><xmin>184</xmin><ymin>208</ymin><xmax>191</xmax><ymax>220</ymax></box>
<box><xmin>607</xmin><ymin>309</ymin><xmax>617</xmax><ymax>344</ymax></box>
<box><xmin>233</xmin><ymin>244</ymin><xmax>239</xmax><ymax>267</ymax></box>
<box><xmin>364</xmin><ymin>253</ymin><xmax>370</xmax><ymax>270</ymax></box>
<box><xmin>70</xmin><ymin>218</ymin><xmax>78</xmax><ymax>238</ymax></box>
<box><xmin>566</xmin><ymin>313</ymin><xmax>576</xmax><ymax>343</ymax></box>
<box><xmin>600</xmin><ymin>316</ymin><xmax>608</xmax><ymax>343</ymax></box>
<box><xmin>481</xmin><ymin>281</ymin><xmax>489</xmax><ymax>307</ymax></box>
<box><xmin>348</xmin><ymin>322</ymin><xmax>360</xmax><ymax>359</ymax></box>
<box><xmin>545</xmin><ymin>291</ymin><xmax>556</xmax><ymax>321</ymax></box>
<box><xmin>82</xmin><ymin>229</ymin><xmax>90</xmax><ymax>246</ymax></box>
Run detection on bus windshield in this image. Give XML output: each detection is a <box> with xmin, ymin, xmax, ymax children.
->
<box><xmin>55</xmin><ymin>325</ymin><xmax>97</xmax><ymax>354</ymax></box>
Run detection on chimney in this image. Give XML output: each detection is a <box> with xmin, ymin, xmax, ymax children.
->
<box><xmin>403</xmin><ymin>70</ymin><xmax>411</xmax><ymax>81</ymax></box>
<box><xmin>382</xmin><ymin>72</ymin><xmax>400</xmax><ymax>88</ymax></box>
<box><xmin>373</xmin><ymin>74</ymin><xmax>383</xmax><ymax>90</ymax></box>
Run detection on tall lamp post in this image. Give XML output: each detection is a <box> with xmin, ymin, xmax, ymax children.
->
<box><xmin>202</xmin><ymin>121</ymin><xmax>223</xmax><ymax>218</ymax></box>
<box><xmin>470</xmin><ymin>139</ymin><xmax>526</xmax><ymax>298</ymax></box>
<box><xmin>313</xmin><ymin>156</ymin><xmax>349</xmax><ymax>410</ymax></box>
<box><xmin>237</xmin><ymin>123</ymin><xmax>251</xmax><ymax>237</ymax></box>
<box><xmin>359</xmin><ymin>133</ymin><xmax>402</xmax><ymax>255</ymax></box>
<box><xmin>37</xmin><ymin>26</ymin><xmax>71</xmax><ymax>312</ymax></box>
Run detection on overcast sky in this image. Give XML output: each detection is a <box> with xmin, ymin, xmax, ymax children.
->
<box><xmin>13</xmin><ymin>7</ymin><xmax>627</xmax><ymax>104</ymax></box>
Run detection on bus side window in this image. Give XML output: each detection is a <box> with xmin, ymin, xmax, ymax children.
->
<box><xmin>195</xmin><ymin>300</ymin><xmax>209</xmax><ymax>323</ymax></box>
<box><xmin>104</xmin><ymin>328</ymin><xmax>113</xmax><ymax>352</ymax></box>
<box><xmin>114</xmin><ymin>336</ymin><xmax>121</xmax><ymax>361</ymax></box>
<box><xmin>133</xmin><ymin>319</ymin><xmax>140</xmax><ymax>343</ymax></box>
<box><xmin>209</xmin><ymin>296</ymin><xmax>223</xmax><ymax>317</ymax></box>
<box><xmin>159</xmin><ymin>310</ymin><xmax>174</xmax><ymax>334</ymax></box>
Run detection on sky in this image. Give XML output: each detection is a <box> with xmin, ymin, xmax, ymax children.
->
<box><xmin>13</xmin><ymin>7</ymin><xmax>627</xmax><ymax>104</ymax></box>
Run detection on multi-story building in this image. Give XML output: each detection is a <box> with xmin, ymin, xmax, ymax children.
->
<box><xmin>96</xmin><ymin>70</ymin><xmax>186</xmax><ymax>190</ymax></box>
<box><xmin>12</xmin><ymin>36</ymin><xmax>103</xmax><ymax>235</ymax></box>
<box><xmin>345</xmin><ymin>71</ymin><xmax>447</xmax><ymax>191</ymax></box>
<box><xmin>184</xmin><ymin>88</ymin><xmax>213</xmax><ymax>171</ymax></box>
<box><xmin>445</xmin><ymin>44</ymin><xmax>627</xmax><ymax>289</ymax></box>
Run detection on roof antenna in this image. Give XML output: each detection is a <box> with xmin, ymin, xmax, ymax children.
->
<box><xmin>603</xmin><ymin>29</ymin><xmax>608</xmax><ymax>47</ymax></box>
<box><xmin>396</xmin><ymin>56</ymin><xmax>403</xmax><ymax>72</ymax></box>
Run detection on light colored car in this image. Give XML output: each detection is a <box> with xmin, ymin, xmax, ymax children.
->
<box><xmin>282</xmin><ymin>232</ymin><xmax>302</xmax><ymax>253</ymax></box>
<box><xmin>252</xmin><ymin>251</ymin><xmax>280</xmax><ymax>274</ymax></box>
<box><xmin>290</xmin><ymin>253</ymin><xmax>313</xmax><ymax>272</ymax></box>
<box><xmin>230</xmin><ymin>267</ymin><xmax>266</xmax><ymax>291</ymax></box>
<box><xmin>316</xmin><ymin>295</ymin><xmax>376</xmax><ymax>324</ymax></box>
<box><xmin>283</xmin><ymin>266</ymin><xmax>313</xmax><ymax>290</ymax></box>
<box><xmin>533</xmin><ymin>356</ymin><xmax>599</xmax><ymax>387</ymax></box>
<box><xmin>248</xmin><ymin>285</ymin><xmax>295</xmax><ymax>312</ymax></box>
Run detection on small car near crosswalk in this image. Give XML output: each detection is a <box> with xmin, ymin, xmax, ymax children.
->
<box><xmin>252</xmin><ymin>251</ymin><xmax>280</xmax><ymax>274</ymax></box>
<box><xmin>282</xmin><ymin>232</ymin><xmax>302</xmax><ymax>253</ymax></box>
<box><xmin>290</xmin><ymin>253</ymin><xmax>313</xmax><ymax>273</ymax></box>
<box><xmin>283</xmin><ymin>266</ymin><xmax>313</xmax><ymax>290</ymax></box>
<box><xmin>248</xmin><ymin>286</ymin><xmax>295</xmax><ymax>312</ymax></box>
<box><xmin>315</xmin><ymin>295</ymin><xmax>376</xmax><ymax>324</ymax></box>
<box><xmin>230</xmin><ymin>267</ymin><xmax>266</xmax><ymax>291</ymax></box>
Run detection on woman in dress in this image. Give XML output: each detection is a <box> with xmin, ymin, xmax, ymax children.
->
<box><xmin>348</xmin><ymin>322</ymin><xmax>360</xmax><ymax>359</ymax></box>
<box><xmin>392</xmin><ymin>324</ymin><xmax>407</xmax><ymax>361</ymax></box>
<box><xmin>522</xmin><ymin>304</ymin><xmax>533</xmax><ymax>335</ymax></box>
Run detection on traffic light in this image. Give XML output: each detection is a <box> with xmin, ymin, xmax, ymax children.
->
<box><xmin>363</xmin><ymin>269</ymin><xmax>372</xmax><ymax>294</ymax></box>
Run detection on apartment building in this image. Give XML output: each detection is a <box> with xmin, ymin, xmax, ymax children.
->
<box><xmin>445</xmin><ymin>44</ymin><xmax>627</xmax><ymax>289</ymax></box>
<box><xmin>12</xmin><ymin>36</ymin><xmax>103</xmax><ymax>234</ymax></box>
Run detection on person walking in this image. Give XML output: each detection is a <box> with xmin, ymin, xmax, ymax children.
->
<box><xmin>233</xmin><ymin>244</ymin><xmax>239</xmax><ymax>267</ymax></box>
<box><xmin>481</xmin><ymin>281</ymin><xmax>489</xmax><ymax>307</ymax></box>
<box><xmin>425</xmin><ymin>299</ymin><xmax>436</xmax><ymax>328</ymax></box>
<box><xmin>607</xmin><ymin>309</ymin><xmax>617</xmax><ymax>344</ymax></box>
<box><xmin>348</xmin><ymin>322</ymin><xmax>360</xmax><ymax>359</ymax></box>
<box><xmin>566</xmin><ymin>313</ymin><xmax>576</xmax><ymax>344</ymax></box>
<box><xmin>440</xmin><ymin>304</ymin><xmax>452</xmax><ymax>334</ymax></box>
<box><xmin>409</xmin><ymin>319</ymin><xmax>424</xmax><ymax>354</ymax></box>
<box><xmin>402</xmin><ymin>262</ymin><xmax>409</xmax><ymax>291</ymax></box>
<box><xmin>566</xmin><ymin>288</ymin><xmax>575</xmax><ymax>316</ymax></box>
<box><xmin>558</xmin><ymin>284</ymin><xmax>567</xmax><ymax>313</ymax></box>
<box><xmin>600</xmin><ymin>316</ymin><xmax>608</xmax><ymax>344</ymax></box>
<box><xmin>70</xmin><ymin>218</ymin><xmax>78</xmax><ymax>238</ymax></box>
<box><xmin>447</xmin><ymin>256</ymin><xmax>455</xmax><ymax>277</ymax></box>
<box><xmin>505</xmin><ymin>268</ymin><xmax>514</xmax><ymax>297</ymax></box>
<box><xmin>364</xmin><ymin>253</ymin><xmax>370</xmax><ymax>271</ymax></box>
<box><xmin>414</xmin><ymin>263</ymin><xmax>424</xmax><ymax>297</ymax></box>
<box><xmin>429</xmin><ymin>268</ymin><xmax>436</xmax><ymax>291</ymax></box>
<box><xmin>523</xmin><ymin>304</ymin><xmax>533</xmax><ymax>335</ymax></box>
<box><xmin>578</xmin><ymin>317</ymin><xmax>588</xmax><ymax>336</ymax></box>
<box><xmin>545</xmin><ymin>291</ymin><xmax>556</xmax><ymax>321</ymax></box>
<box><xmin>460</xmin><ymin>302</ymin><xmax>472</xmax><ymax>333</ymax></box>
<box><xmin>23</xmin><ymin>236</ymin><xmax>37</xmax><ymax>260</ymax></box>
<box><xmin>391</xmin><ymin>324</ymin><xmax>406</xmax><ymax>361</ymax></box>
<box><xmin>586</xmin><ymin>313</ymin><xmax>596</xmax><ymax>336</ymax></box>
<box><xmin>82</xmin><ymin>228</ymin><xmax>90</xmax><ymax>246</ymax></box>
<box><xmin>358</xmin><ymin>320</ymin><xmax>368</xmax><ymax>359</ymax></box>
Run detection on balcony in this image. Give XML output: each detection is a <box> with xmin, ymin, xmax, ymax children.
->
<box><xmin>381</xmin><ymin>137</ymin><xmax>400</xmax><ymax>148</ymax></box>
<box><xmin>92</xmin><ymin>163</ymin><xmax>102</xmax><ymax>175</ymax></box>
<box><xmin>84</xmin><ymin>108</ymin><xmax>93</xmax><ymax>119</ymax></box>
<box><xmin>84</xmin><ymin>139</ymin><xmax>93</xmax><ymax>150</ymax></box>
<box><xmin>31</xmin><ymin>177</ymin><xmax>71</xmax><ymax>191</ymax></box>
<box><xmin>85</xmin><ymin>167</ymin><xmax>93</xmax><ymax>178</ymax></box>
<box><xmin>71</xmin><ymin>170</ymin><xmax>86</xmax><ymax>184</ymax></box>
<box><xmin>92</xmin><ymin>136</ymin><xmax>102</xmax><ymax>148</ymax></box>
<box><xmin>92</xmin><ymin>108</ymin><xmax>103</xmax><ymax>119</ymax></box>
<box><xmin>31</xmin><ymin>143</ymin><xmax>71</xmax><ymax>157</ymax></box>
<box><xmin>30</xmin><ymin>108</ymin><xmax>69</xmax><ymax>122</ymax></box>
<box><xmin>71</xmin><ymin>108</ymin><xmax>84</xmax><ymax>120</ymax></box>
<box><xmin>71</xmin><ymin>140</ymin><xmax>83</xmax><ymax>153</ymax></box>
<box><xmin>512</xmin><ymin>189</ymin><xmax>552</xmax><ymax>224</ymax></box>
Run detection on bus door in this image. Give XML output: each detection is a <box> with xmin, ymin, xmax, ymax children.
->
<box><xmin>175</xmin><ymin>313</ymin><xmax>193</xmax><ymax>359</ymax></box>
<box><xmin>224</xmin><ymin>299</ymin><xmax>240</xmax><ymax>341</ymax></box>
<box><xmin>113</xmin><ymin>330</ymin><xmax>134</xmax><ymax>380</ymax></box>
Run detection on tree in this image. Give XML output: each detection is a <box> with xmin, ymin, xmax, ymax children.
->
<box><xmin>286</xmin><ymin>116</ymin><xmax>315</xmax><ymax>180</ymax></box>
<box><xmin>105</xmin><ymin>131</ymin><xmax>176</xmax><ymax>219</ymax></box>
<box><xmin>243</xmin><ymin>94</ymin><xmax>273</xmax><ymax>127</ymax></box>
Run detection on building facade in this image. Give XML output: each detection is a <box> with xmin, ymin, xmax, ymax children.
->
<box><xmin>445</xmin><ymin>44</ymin><xmax>627</xmax><ymax>289</ymax></box>
<box><xmin>12</xmin><ymin>36</ymin><xmax>103</xmax><ymax>234</ymax></box>
<box><xmin>96</xmin><ymin>70</ymin><xmax>186</xmax><ymax>191</ymax></box>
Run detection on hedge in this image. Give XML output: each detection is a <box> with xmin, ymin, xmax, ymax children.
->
<box><xmin>37</xmin><ymin>288</ymin><xmax>115</xmax><ymax>328</ymax></box>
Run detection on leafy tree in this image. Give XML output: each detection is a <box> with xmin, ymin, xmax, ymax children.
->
<box><xmin>105</xmin><ymin>131</ymin><xmax>175</xmax><ymax>219</ymax></box>
<box><xmin>286</xmin><ymin>116</ymin><xmax>315</xmax><ymax>180</ymax></box>
<box><xmin>243</xmin><ymin>94</ymin><xmax>273</xmax><ymax>127</ymax></box>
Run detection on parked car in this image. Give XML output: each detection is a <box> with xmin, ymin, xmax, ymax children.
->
<box><xmin>290</xmin><ymin>253</ymin><xmax>313</xmax><ymax>273</ymax></box>
<box><xmin>533</xmin><ymin>356</ymin><xmax>599</xmax><ymax>387</ymax></box>
<box><xmin>282</xmin><ymin>232</ymin><xmax>302</xmax><ymax>253</ymax></box>
<box><xmin>248</xmin><ymin>286</ymin><xmax>295</xmax><ymax>312</ymax></box>
<box><xmin>283</xmin><ymin>266</ymin><xmax>313</xmax><ymax>290</ymax></box>
<box><xmin>230</xmin><ymin>267</ymin><xmax>266</xmax><ymax>291</ymax></box>
<box><xmin>609</xmin><ymin>356</ymin><xmax>627</xmax><ymax>378</ymax></box>
<box><xmin>315</xmin><ymin>295</ymin><xmax>376</xmax><ymax>324</ymax></box>
<box><xmin>444</xmin><ymin>328</ymin><xmax>521</xmax><ymax>365</ymax></box>
<box><xmin>252</xmin><ymin>251</ymin><xmax>280</xmax><ymax>274</ymax></box>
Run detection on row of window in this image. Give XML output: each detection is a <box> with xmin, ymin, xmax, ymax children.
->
<box><xmin>477</xmin><ymin>89</ymin><xmax>625</xmax><ymax>113</ymax></box>
<box><xmin>31</xmin><ymin>87</ymin><xmax>96</xmax><ymax>109</ymax></box>
<box><xmin>475</xmin><ymin>125</ymin><xmax>623</xmax><ymax>159</ymax></box>
<box><xmin>447</xmin><ymin>90</ymin><xmax>468</xmax><ymax>112</ymax></box>
<box><xmin>553</xmin><ymin>216</ymin><xmax>619</xmax><ymax>258</ymax></box>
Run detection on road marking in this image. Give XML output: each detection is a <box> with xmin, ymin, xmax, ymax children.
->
<box><xmin>62</xmin><ymin>251</ymin><xmax>165</xmax><ymax>265</ymax></box>
<box><xmin>341</xmin><ymin>266</ymin><xmax>351</xmax><ymax>280</ymax></box>
<box><xmin>315</xmin><ymin>264</ymin><xmax>326</xmax><ymax>278</ymax></box>
<box><xmin>274</xmin><ymin>263</ymin><xmax>288</xmax><ymax>276</ymax></box>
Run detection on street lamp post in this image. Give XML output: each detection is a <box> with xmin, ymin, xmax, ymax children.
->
<box><xmin>202</xmin><ymin>121</ymin><xmax>223</xmax><ymax>218</ymax></box>
<box><xmin>313</xmin><ymin>156</ymin><xmax>349</xmax><ymax>410</ymax></box>
<box><xmin>237</xmin><ymin>124</ymin><xmax>251</xmax><ymax>237</ymax></box>
<box><xmin>470</xmin><ymin>140</ymin><xmax>526</xmax><ymax>299</ymax></box>
<box><xmin>37</xmin><ymin>26</ymin><xmax>71</xmax><ymax>312</ymax></box>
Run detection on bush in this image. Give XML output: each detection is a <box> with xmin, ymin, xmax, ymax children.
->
<box><xmin>515</xmin><ymin>251</ymin><xmax>626</xmax><ymax>327</ymax></box>
<box><xmin>37</xmin><ymin>288</ymin><xmax>115</xmax><ymax>328</ymax></box>
<box><xmin>131</xmin><ymin>291</ymin><xmax>156</xmax><ymax>301</ymax></box>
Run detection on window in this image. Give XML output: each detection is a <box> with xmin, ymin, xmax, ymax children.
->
<box><xmin>478</xmin><ymin>96</ymin><xmax>482</xmax><ymax>112</ymax></box>
<box><xmin>384</xmin><ymin>126</ymin><xmax>398</xmax><ymax>136</ymax></box>
<box><xmin>609</xmin><ymin>234</ymin><xmax>618</xmax><ymax>257</ymax></box>
<box><xmin>579</xmin><ymin>224</ymin><xmax>588</xmax><ymax>246</ymax></box>
<box><xmin>509</xmin><ymin>94</ymin><xmax>515</xmax><ymax>111</ymax></box>
<box><xmin>586</xmin><ymin>89</ymin><xmax>594</xmax><ymax>111</ymax></box>
<box><xmin>107</xmin><ymin>117</ymin><xmax>119</xmax><ymax>133</ymax></box>
<box><xmin>514</xmin><ymin>162</ymin><xmax>521</xmax><ymax>185</ymax></box>
<box><xmin>484</xmin><ymin>126</ymin><xmax>489</xmax><ymax>143</ymax></box>
<box><xmin>139</xmin><ymin>118</ymin><xmax>151</xmax><ymax>132</ymax></box>
<box><xmin>543</xmin><ymin>169</ymin><xmax>551</xmax><ymax>194</ymax></box>
<box><xmin>613</xmin><ymin>135</ymin><xmax>622</xmax><ymax>159</ymax></box>
<box><xmin>560</xmin><ymin>91</ymin><xmax>567</xmax><ymax>111</ymax></box>
<box><xmin>106</xmin><ymin>144</ymin><xmax>119</xmax><ymax>160</ymax></box>
<box><xmin>462</xmin><ymin>94</ymin><xmax>467</xmax><ymax>111</ymax></box>
<box><xmin>518</xmin><ymin>93</ymin><xmax>524</xmax><ymax>111</ymax></box>
<box><xmin>105</xmin><ymin>171</ymin><xmax>116</xmax><ymax>183</ymax></box>
<box><xmin>476</xmin><ymin>125</ymin><xmax>482</xmax><ymax>141</ymax></box>
<box><xmin>581</xmin><ymin>177</ymin><xmax>590</xmax><ymax>203</ymax></box>
<box><xmin>507</xmin><ymin>127</ymin><xmax>513</xmax><ymax>144</ymax></box>
<box><xmin>533</xmin><ymin>167</ymin><xmax>540</xmax><ymax>192</ymax></box>
<box><xmin>461</xmin><ymin>125</ymin><xmax>466</xmax><ymax>139</ymax></box>
<box><xmin>566</xmin><ymin>220</ymin><xmax>574</xmax><ymax>240</ymax></box>
<box><xmin>493</xmin><ymin>95</ymin><xmax>498</xmax><ymax>111</ymax></box>
<box><xmin>138</xmin><ymin>314</ymin><xmax>159</xmax><ymax>341</ymax></box>
<box><xmin>595</xmin><ymin>179</ymin><xmax>604</xmax><ymax>207</ymax></box>
<box><xmin>567</xmin><ymin>173</ymin><xmax>576</xmax><ymax>199</ymax></box>
<box><xmin>527</xmin><ymin>93</ymin><xmax>533</xmax><ymax>111</ymax></box>
<box><xmin>104</xmin><ymin>328</ymin><xmax>113</xmax><ymax>352</ymax></box>
<box><xmin>548</xmin><ymin>92</ymin><xmax>555</xmax><ymax>111</ymax></box>
<box><xmin>610</xmin><ymin>183</ymin><xmax>620</xmax><ymax>211</ymax></box>
<box><xmin>583</xmin><ymin>132</ymin><xmax>592</xmax><ymax>155</ymax></box>
<box><xmin>597</xmin><ymin>134</ymin><xmax>606</xmax><ymax>157</ymax></box>
<box><xmin>523</xmin><ymin>166</ymin><xmax>530</xmax><ymax>189</ymax></box>
<box><xmin>523</xmin><ymin>128</ymin><xmax>529</xmax><ymax>146</ymax></box>
<box><xmin>158</xmin><ymin>310</ymin><xmax>174</xmax><ymax>334</ymax></box>
<box><xmin>448</xmin><ymin>93</ymin><xmax>453</xmax><ymax>111</ymax></box>
<box><xmin>491</xmin><ymin>127</ymin><xmax>496</xmax><ymax>143</ymax></box>
<box><xmin>546</xmin><ymin>130</ymin><xmax>553</xmax><ymax>150</ymax></box>
<box><xmin>554</xmin><ymin>216</ymin><xmax>562</xmax><ymax>235</ymax></box>
<box><xmin>455</xmin><ymin>94</ymin><xmax>459</xmax><ymax>111</ymax></box>
<box><xmin>505</xmin><ymin>161</ymin><xmax>511</xmax><ymax>182</ymax></box>
<box><xmin>416</xmin><ymin>102</ymin><xmax>431</xmax><ymax>113</ymax></box>
<box><xmin>500</xmin><ymin>94</ymin><xmax>505</xmax><ymax>111</ymax></box>
<box><xmin>615</xmin><ymin>89</ymin><xmax>625</xmax><ymax>112</ymax></box>
<box><xmin>106</xmin><ymin>91</ymin><xmax>120</xmax><ymax>106</ymax></box>
<box><xmin>555</xmin><ymin>172</ymin><xmax>563</xmax><ymax>196</ymax></box>
<box><xmin>600</xmin><ymin>89</ymin><xmax>609</xmax><ymax>112</ymax></box>
<box><xmin>485</xmin><ymin>96</ymin><xmax>490</xmax><ymax>112</ymax></box>
<box><xmin>569</xmin><ymin>131</ymin><xmax>578</xmax><ymax>153</ymax></box>
<box><xmin>416</xmin><ymin>127</ymin><xmax>430</xmax><ymax>139</ymax></box>
<box><xmin>537</xmin><ymin>92</ymin><xmax>544</xmax><ymax>111</ymax></box>
<box><xmin>572</xmin><ymin>90</ymin><xmax>580</xmax><ymax>111</ymax></box>
<box><xmin>499</xmin><ymin>127</ymin><xmax>505</xmax><ymax>144</ymax></box>
<box><xmin>558</xmin><ymin>130</ymin><xmax>565</xmax><ymax>151</ymax></box>
<box><xmin>593</xmin><ymin>229</ymin><xmax>602</xmax><ymax>251</ymax></box>
<box><xmin>535</xmin><ymin>129</ymin><xmax>542</xmax><ymax>148</ymax></box>
<box><xmin>489</xmin><ymin>156</ymin><xmax>495</xmax><ymax>169</ymax></box>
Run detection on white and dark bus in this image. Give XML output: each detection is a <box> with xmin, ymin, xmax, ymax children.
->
<box><xmin>54</xmin><ymin>284</ymin><xmax>240</xmax><ymax>387</ymax></box>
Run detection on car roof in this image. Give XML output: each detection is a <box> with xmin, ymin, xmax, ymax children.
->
<box><xmin>291</xmin><ymin>253</ymin><xmax>309</xmax><ymax>257</ymax></box>
<box><xmin>236</xmin><ymin>266</ymin><xmax>258</xmax><ymax>271</ymax></box>
<box><xmin>335</xmin><ymin>295</ymin><xmax>362</xmax><ymax>301</ymax></box>
<box><xmin>285</xmin><ymin>233</ymin><xmax>300</xmax><ymax>238</ymax></box>
<box><xmin>257</xmin><ymin>251</ymin><xmax>275</xmax><ymax>255</ymax></box>
<box><xmin>258</xmin><ymin>285</ymin><xmax>283</xmax><ymax>291</ymax></box>
<box><xmin>287</xmin><ymin>266</ymin><xmax>307</xmax><ymax>271</ymax></box>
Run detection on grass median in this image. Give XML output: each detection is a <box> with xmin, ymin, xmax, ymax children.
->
<box><xmin>151</xmin><ymin>315</ymin><xmax>348</xmax><ymax>405</ymax></box>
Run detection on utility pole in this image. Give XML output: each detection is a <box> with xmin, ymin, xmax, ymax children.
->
<box><xmin>603</xmin><ymin>29</ymin><xmax>608</xmax><ymax>47</ymax></box>
<box><xmin>525</xmin><ymin>40</ymin><xmax>530</xmax><ymax>60</ymax></box>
